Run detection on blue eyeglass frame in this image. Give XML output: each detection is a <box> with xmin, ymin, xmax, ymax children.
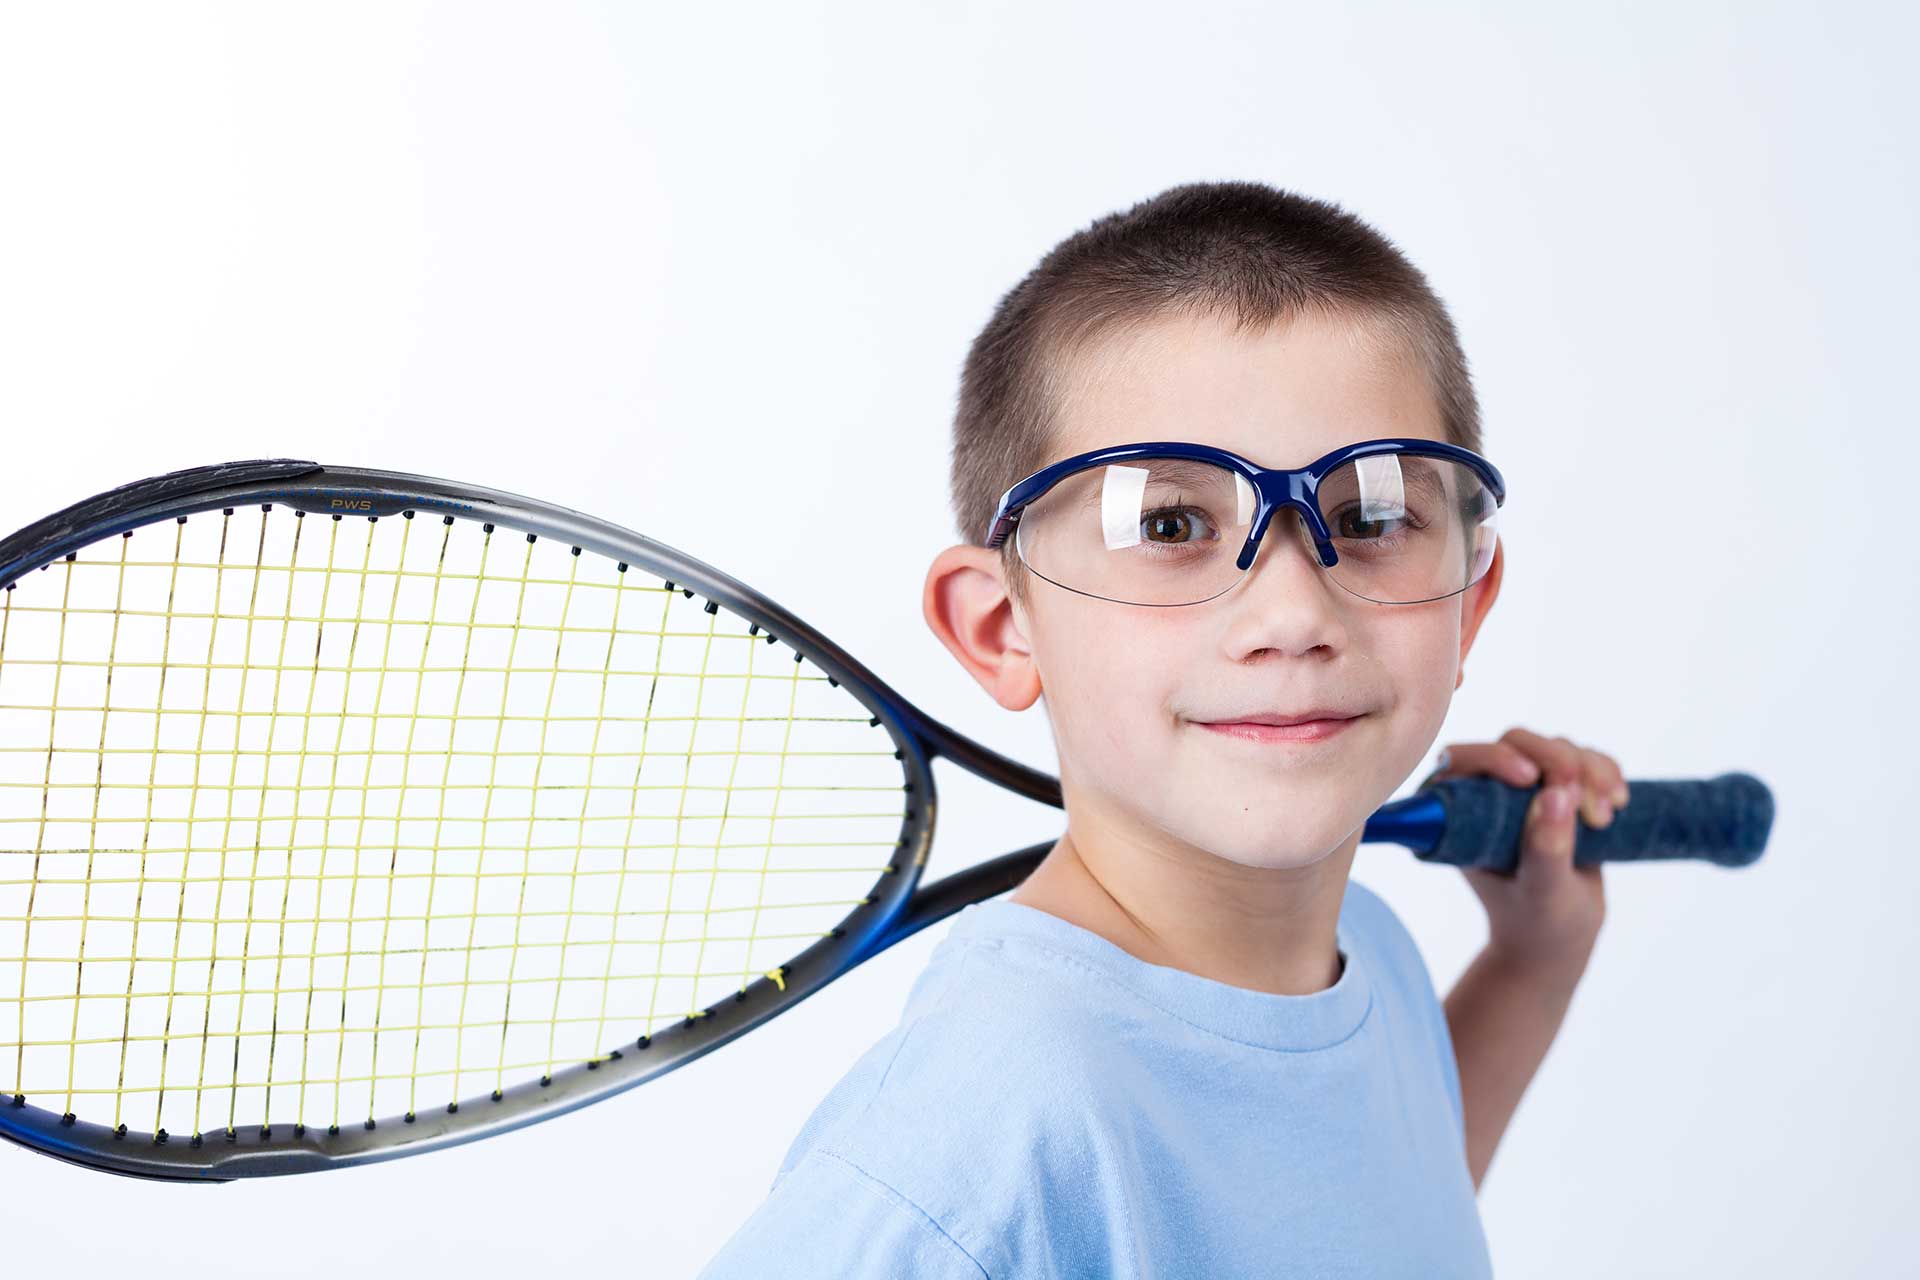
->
<box><xmin>982</xmin><ymin>436</ymin><xmax>1507</xmax><ymax>595</ymax></box>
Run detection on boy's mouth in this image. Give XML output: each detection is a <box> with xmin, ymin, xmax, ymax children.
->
<box><xmin>1189</xmin><ymin>710</ymin><xmax>1367</xmax><ymax>745</ymax></box>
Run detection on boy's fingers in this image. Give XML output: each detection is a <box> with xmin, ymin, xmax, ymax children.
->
<box><xmin>1501</xmin><ymin>728</ymin><xmax>1584</xmax><ymax>785</ymax></box>
<box><xmin>1526</xmin><ymin>780</ymin><xmax>1581</xmax><ymax>868</ymax></box>
<box><xmin>1424</xmin><ymin>734</ymin><xmax>1629</xmax><ymax>822</ymax></box>
<box><xmin>1504</xmin><ymin>730</ymin><xmax>1627</xmax><ymax>826</ymax></box>
<box><xmin>1432</xmin><ymin>742</ymin><xmax>1542</xmax><ymax>787</ymax></box>
<box><xmin>1600</xmin><ymin>755</ymin><xmax>1630</xmax><ymax>807</ymax></box>
<box><xmin>1491</xmin><ymin>741</ymin><xmax>1545</xmax><ymax>786</ymax></box>
<box><xmin>1574</xmin><ymin>748</ymin><xmax>1628</xmax><ymax>825</ymax></box>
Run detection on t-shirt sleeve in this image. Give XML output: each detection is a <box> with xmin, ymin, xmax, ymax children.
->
<box><xmin>696</xmin><ymin>1148</ymin><xmax>988</xmax><ymax>1280</ymax></box>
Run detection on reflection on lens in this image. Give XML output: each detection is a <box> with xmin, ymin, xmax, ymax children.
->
<box><xmin>1013</xmin><ymin>451</ymin><xmax>1498</xmax><ymax>606</ymax></box>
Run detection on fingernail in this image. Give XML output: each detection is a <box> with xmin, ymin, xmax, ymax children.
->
<box><xmin>1546</xmin><ymin>786</ymin><xmax>1573</xmax><ymax>819</ymax></box>
<box><xmin>1595</xmin><ymin>798</ymin><xmax>1614</xmax><ymax>825</ymax></box>
<box><xmin>1614</xmin><ymin>784</ymin><xmax>1629</xmax><ymax>806</ymax></box>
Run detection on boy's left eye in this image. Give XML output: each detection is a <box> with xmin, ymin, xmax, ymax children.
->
<box><xmin>1141</xmin><ymin>506</ymin><xmax>1215</xmax><ymax>545</ymax></box>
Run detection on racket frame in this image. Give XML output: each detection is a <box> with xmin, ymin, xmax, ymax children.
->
<box><xmin>0</xmin><ymin>460</ymin><xmax>1062</xmax><ymax>1180</ymax></box>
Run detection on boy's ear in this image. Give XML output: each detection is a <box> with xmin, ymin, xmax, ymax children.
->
<box><xmin>922</xmin><ymin>545</ymin><xmax>1043</xmax><ymax>712</ymax></box>
<box><xmin>1454</xmin><ymin>536</ymin><xmax>1504</xmax><ymax>690</ymax></box>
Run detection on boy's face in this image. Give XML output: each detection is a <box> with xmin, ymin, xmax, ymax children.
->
<box><xmin>1004</xmin><ymin>307</ymin><xmax>1499</xmax><ymax>873</ymax></box>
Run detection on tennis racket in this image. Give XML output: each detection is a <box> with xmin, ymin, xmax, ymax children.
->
<box><xmin>0</xmin><ymin>460</ymin><xmax>1773</xmax><ymax>1180</ymax></box>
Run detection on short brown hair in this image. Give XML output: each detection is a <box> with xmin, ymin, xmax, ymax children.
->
<box><xmin>948</xmin><ymin>179</ymin><xmax>1483</xmax><ymax>609</ymax></box>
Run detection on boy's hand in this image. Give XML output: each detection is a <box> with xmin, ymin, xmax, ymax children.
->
<box><xmin>1420</xmin><ymin>727</ymin><xmax>1622</xmax><ymax>975</ymax></box>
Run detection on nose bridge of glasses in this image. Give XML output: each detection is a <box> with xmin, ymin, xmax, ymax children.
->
<box><xmin>1236</xmin><ymin>470</ymin><xmax>1336</xmax><ymax>573</ymax></box>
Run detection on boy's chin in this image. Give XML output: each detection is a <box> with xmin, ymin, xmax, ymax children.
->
<box><xmin>1177</xmin><ymin>806</ymin><xmax>1368</xmax><ymax>873</ymax></box>
<box><xmin>1223</xmin><ymin>837</ymin><xmax>1356</xmax><ymax>873</ymax></box>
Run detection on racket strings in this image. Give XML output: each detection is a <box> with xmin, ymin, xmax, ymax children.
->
<box><xmin>0</xmin><ymin>506</ymin><xmax>906</xmax><ymax>1139</ymax></box>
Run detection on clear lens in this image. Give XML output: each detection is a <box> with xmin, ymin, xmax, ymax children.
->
<box><xmin>1014</xmin><ymin>457</ymin><xmax>1258</xmax><ymax>606</ymax></box>
<box><xmin>1317</xmin><ymin>453</ymin><xmax>1500</xmax><ymax>603</ymax></box>
<box><xmin>1012</xmin><ymin>453</ymin><xmax>1498</xmax><ymax>606</ymax></box>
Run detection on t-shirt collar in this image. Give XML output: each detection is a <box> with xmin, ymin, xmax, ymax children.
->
<box><xmin>941</xmin><ymin>897</ymin><xmax>1374</xmax><ymax>1053</ymax></box>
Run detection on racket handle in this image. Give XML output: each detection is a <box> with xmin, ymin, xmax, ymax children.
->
<box><xmin>1378</xmin><ymin>772</ymin><xmax>1773</xmax><ymax>873</ymax></box>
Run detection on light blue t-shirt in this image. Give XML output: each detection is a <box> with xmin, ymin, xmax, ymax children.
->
<box><xmin>699</xmin><ymin>880</ymin><xmax>1492</xmax><ymax>1279</ymax></box>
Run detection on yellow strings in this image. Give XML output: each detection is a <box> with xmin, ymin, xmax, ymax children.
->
<box><xmin>458</xmin><ymin>526</ymin><xmax>526</xmax><ymax>1102</ymax></box>
<box><xmin>207</xmin><ymin>509</ymin><xmax>276</xmax><ymax>1136</ymax></box>
<box><xmin>493</xmin><ymin>544</ymin><xmax>581</xmax><ymax>1091</ymax></box>
<box><xmin>586</xmin><ymin>571</ymin><xmax>674</xmax><ymax>1060</ymax></box>
<box><xmin>644</xmin><ymin>582</ymin><xmax>721</xmax><ymax>1037</ymax></box>
<box><xmin>122</xmin><ymin>521</ymin><xmax>182</xmax><ymax>1132</ymax></box>
<box><xmin>400</xmin><ymin>517</ymin><xmax>455</xmax><ymax>1120</ymax></box>
<box><xmin>25</xmin><ymin>558</ymin><xmax>74</xmax><ymax>1106</ymax></box>
<box><xmin>72</xmin><ymin>535</ymin><xmax>128</xmax><ymax>1125</ymax></box>
<box><xmin>739</xmin><ymin>642</ymin><xmax>806</xmax><ymax>996</ymax></box>
<box><xmin>543</xmin><ymin>556</ymin><xmax>625</xmax><ymax>1079</ymax></box>
<box><xmin>259</xmin><ymin>514</ymin><xmax>317</xmax><ymax>1127</ymax></box>
<box><xmin>355</xmin><ymin>515</ymin><xmax>413</xmax><ymax>1125</ymax></box>
<box><xmin>0</xmin><ymin>509</ymin><xmax>905</xmax><ymax>1136</ymax></box>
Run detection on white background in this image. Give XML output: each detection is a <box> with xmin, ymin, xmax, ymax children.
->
<box><xmin>1</xmin><ymin>3</ymin><xmax>1915</xmax><ymax>1276</ymax></box>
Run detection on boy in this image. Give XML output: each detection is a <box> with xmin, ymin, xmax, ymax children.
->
<box><xmin>700</xmin><ymin>180</ymin><xmax>1623</xmax><ymax>1277</ymax></box>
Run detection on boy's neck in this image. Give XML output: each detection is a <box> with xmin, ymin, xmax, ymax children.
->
<box><xmin>1006</xmin><ymin>820</ymin><xmax>1357</xmax><ymax>998</ymax></box>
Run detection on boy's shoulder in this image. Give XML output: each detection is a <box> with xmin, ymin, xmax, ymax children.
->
<box><xmin>753</xmin><ymin>921</ymin><xmax>1131</xmax><ymax>1275</ymax></box>
<box><xmin>778</xmin><ymin>917</ymin><xmax>1125</xmax><ymax>1172</ymax></box>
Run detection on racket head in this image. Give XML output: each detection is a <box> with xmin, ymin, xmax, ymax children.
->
<box><xmin>0</xmin><ymin>460</ymin><xmax>971</xmax><ymax>1179</ymax></box>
